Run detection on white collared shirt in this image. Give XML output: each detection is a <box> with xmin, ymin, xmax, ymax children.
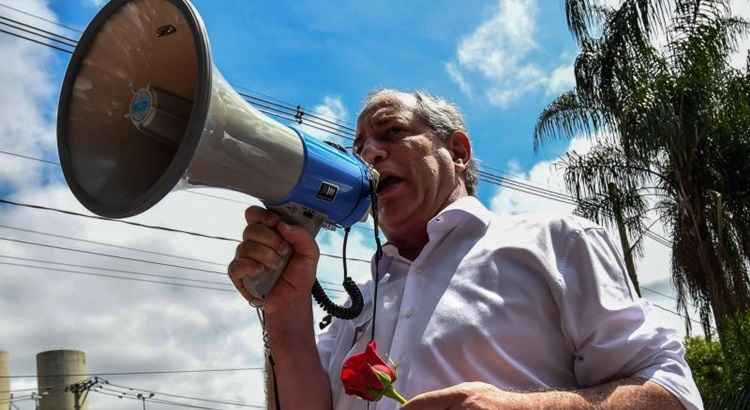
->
<box><xmin>316</xmin><ymin>196</ymin><xmax>703</xmax><ymax>410</ymax></box>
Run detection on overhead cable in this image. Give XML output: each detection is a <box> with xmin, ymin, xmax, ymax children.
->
<box><xmin>0</xmin><ymin>367</ymin><xmax>264</xmax><ymax>379</ymax></box>
<box><xmin>0</xmin><ymin>198</ymin><xmax>373</xmax><ymax>263</ymax></box>
<box><xmin>0</xmin><ymin>2</ymin><xmax>82</xmax><ymax>33</ymax></box>
<box><xmin>101</xmin><ymin>381</ymin><xmax>264</xmax><ymax>408</ymax></box>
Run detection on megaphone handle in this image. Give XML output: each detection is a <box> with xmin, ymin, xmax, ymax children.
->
<box><xmin>241</xmin><ymin>203</ymin><xmax>325</xmax><ymax>300</ymax></box>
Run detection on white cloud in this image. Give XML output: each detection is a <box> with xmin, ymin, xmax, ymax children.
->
<box><xmin>298</xmin><ymin>95</ymin><xmax>351</xmax><ymax>147</ymax></box>
<box><xmin>729</xmin><ymin>0</ymin><xmax>750</xmax><ymax>69</ymax></box>
<box><xmin>445</xmin><ymin>61</ymin><xmax>472</xmax><ymax>97</ymax></box>
<box><xmin>546</xmin><ymin>63</ymin><xmax>576</xmax><ymax>95</ymax></box>
<box><xmin>0</xmin><ymin>3</ymin><xmax>57</xmax><ymax>190</ymax></box>
<box><xmin>446</xmin><ymin>0</ymin><xmax>576</xmax><ymax>108</ymax></box>
<box><xmin>447</xmin><ymin>0</ymin><xmax>750</xmax><ymax>107</ymax></box>
<box><xmin>83</xmin><ymin>0</ymin><xmax>107</xmax><ymax>8</ymax></box>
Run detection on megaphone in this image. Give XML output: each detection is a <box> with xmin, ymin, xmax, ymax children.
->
<box><xmin>56</xmin><ymin>0</ymin><xmax>375</xmax><ymax>320</ymax></box>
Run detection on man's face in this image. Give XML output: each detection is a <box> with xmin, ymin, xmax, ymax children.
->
<box><xmin>354</xmin><ymin>93</ymin><xmax>462</xmax><ymax>245</ymax></box>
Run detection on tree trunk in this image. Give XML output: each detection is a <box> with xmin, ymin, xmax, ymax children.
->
<box><xmin>608</xmin><ymin>183</ymin><xmax>641</xmax><ymax>297</ymax></box>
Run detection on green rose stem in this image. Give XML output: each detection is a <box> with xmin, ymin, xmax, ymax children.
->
<box><xmin>383</xmin><ymin>385</ymin><xmax>408</xmax><ymax>404</ymax></box>
<box><xmin>373</xmin><ymin>366</ymin><xmax>408</xmax><ymax>405</ymax></box>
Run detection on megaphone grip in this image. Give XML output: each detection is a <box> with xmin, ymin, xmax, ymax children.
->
<box><xmin>241</xmin><ymin>203</ymin><xmax>326</xmax><ymax>299</ymax></box>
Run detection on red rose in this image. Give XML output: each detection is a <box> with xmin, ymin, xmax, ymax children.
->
<box><xmin>340</xmin><ymin>341</ymin><xmax>407</xmax><ymax>404</ymax></box>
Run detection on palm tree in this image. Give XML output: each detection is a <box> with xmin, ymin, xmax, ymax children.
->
<box><xmin>535</xmin><ymin>0</ymin><xmax>750</xmax><ymax>338</ymax></box>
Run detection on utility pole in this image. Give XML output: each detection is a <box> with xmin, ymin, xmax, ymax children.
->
<box><xmin>36</xmin><ymin>350</ymin><xmax>88</xmax><ymax>410</ymax></box>
<box><xmin>0</xmin><ymin>352</ymin><xmax>8</xmax><ymax>410</ymax></box>
<box><xmin>67</xmin><ymin>379</ymin><xmax>96</xmax><ymax>410</ymax></box>
<box><xmin>136</xmin><ymin>393</ymin><xmax>154</xmax><ymax>410</ymax></box>
<box><xmin>608</xmin><ymin>183</ymin><xmax>641</xmax><ymax>297</ymax></box>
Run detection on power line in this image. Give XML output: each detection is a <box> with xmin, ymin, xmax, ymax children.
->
<box><xmin>0</xmin><ymin>222</ymin><xmax>228</xmax><ymax>267</ymax></box>
<box><xmin>0</xmin><ymin>146</ymin><xmax>670</xmax><ymax>248</ymax></box>
<box><xmin>0</xmin><ymin>198</ymin><xmax>374</xmax><ymax>263</ymax></box>
<box><xmin>0</xmin><ymin>261</ymin><xmax>238</xmax><ymax>293</ymax></box>
<box><xmin>652</xmin><ymin>303</ymin><xmax>715</xmax><ymax>331</ymax></box>
<box><xmin>0</xmin><ymin>254</ymin><xmax>234</xmax><ymax>287</ymax></box>
<box><xmin>0</xmin><ymin>2</ymin><xmax>82</xmax><ymax>33</ymax></box>
<box><xmin>0</xmin><ymin>236</ymin><xmax>228</xmax><ymax>275</ymax></box>
<box><xmin>0</xmin><ymin>198</ymin><xmax>239</xmax><ymax>242</ymax></box>
<box><xmin>0</xmin><ymin>25</ymin><xmax>72</xmax><ymax>53</ymax></box>
<box><xmin>0</xmin><ymin>15</ymin><xmax>77</xmax><ymax>46</ymax></box>
<box><xmin>0</xmin><ymin>260</ymin><xmax>347</xmax><ymax>295</ymax></box>
<box><xmin>93</xmin><ymin>389</ymin><xmax>227</xmax><ymax>410</ymax></box>
<box><xmin>0</xmin><ymin>387</ymin><xmax>37</xmax><ymax>394</ymax></box>
<box><xmin>0</xmin><ymin>148</ymin><xmax>58</xmax><ymax>165</ymax></box>
<box><xmin>0</xmin><ymin>223</ymin><xmax>349</xmax><ymax>290</ymax></box>
<box><xmin>101</xmin><ymin>381</ymin><xmax>264</xmax><ymax>408</ymax></box>
<box><xmin>0</xmin><ymin>367</ymin><xmax>264</xmax><ymax>379</ymax></box>
<box><xmin>0</xmin><ymin>18</ymin><xmax>353</xmax><ymax>142</ymax></box>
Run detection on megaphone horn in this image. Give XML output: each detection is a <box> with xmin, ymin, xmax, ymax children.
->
<box><xmin>57</xmin><ymin>0</ymin><xmax>376</xmax><ymax>320</ymax></box>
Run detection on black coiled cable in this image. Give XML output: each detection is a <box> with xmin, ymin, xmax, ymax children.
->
<box><xmin>314</xmin><ymin>227</ymin><xmax>364</xmax><ymax>329</ymax></box>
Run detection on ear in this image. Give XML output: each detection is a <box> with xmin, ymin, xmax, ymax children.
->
<box><xmin>447</xmin><ymin>131</ymin><xmax>472</xmax><ymax>173</ymax></box>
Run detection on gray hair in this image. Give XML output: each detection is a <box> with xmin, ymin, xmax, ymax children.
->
<box><xmin>360</xmin><ymin>89</ymin><xmax>479</xmax><ymax>195</ymax></box>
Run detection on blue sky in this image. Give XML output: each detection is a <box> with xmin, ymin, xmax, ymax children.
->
<box><xmin>56</xmin><ymin>0</ymin><xmax>578</xmax><ymax>204</ymax></box>
<box><xmin>4</xmin><ymin>0</ymin><xmax>748</xmax><ymax>408</ymax></box>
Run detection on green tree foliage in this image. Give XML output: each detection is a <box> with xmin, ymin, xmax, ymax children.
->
<box><xmin>684</xmin><ymin>336</ymin><xmax>726</xmax><ymax>403</ymax></box>
<box><xmin>537</xmin><ymin>0</ymin><xmax>750</xmax><ymax>336</ymax></box>
<box><xmin>684</xmin><ymin>312</ymin><xmax>750</xmax><ymax>408</ymax></box>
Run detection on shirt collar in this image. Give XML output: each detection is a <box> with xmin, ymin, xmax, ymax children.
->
<box><xmin>426</xmin><ymin>195</ymin><xmax>492</xmax><ymax>236</ymax></box>
<box><xmin>370</xmin><ymin>196</ymin><xmax>492</xmax><ymax>278</ymax></box>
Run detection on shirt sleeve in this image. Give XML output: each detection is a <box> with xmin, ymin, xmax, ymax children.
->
<box><xmin>557</xmin><ymin>225</ymin><xmax>704</xmax><ymax>410</ymax></box>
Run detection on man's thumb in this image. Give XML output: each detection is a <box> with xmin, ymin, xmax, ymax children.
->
<box><xmin>278</xmin><ymin>222</ymin><xmax>319</xmax><ymax>260</ymax></box>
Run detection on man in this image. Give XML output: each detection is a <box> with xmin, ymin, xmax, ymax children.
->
<box><xmin>228</xmin><ymin>89</ymin><xmax>703</xmax><ymax>409</ymax></box>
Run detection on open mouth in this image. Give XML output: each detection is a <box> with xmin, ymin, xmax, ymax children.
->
<box><xmin>377</xmin><ymin>175</ymin><xmax>404</xmax><ymax>194</ymax></box>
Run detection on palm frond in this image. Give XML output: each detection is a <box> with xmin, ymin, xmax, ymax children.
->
<box><xmin>533</xmin><ymin>91</ymin><xmax>609</xmax><ymax>151</ymax></box>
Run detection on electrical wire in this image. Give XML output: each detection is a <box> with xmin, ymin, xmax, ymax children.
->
<box><xmin>652</xmin><ymin>304</ymin><xmax>715</xmax><ymax>331</ymax></box>
<box><xmin>0</xmin><ymin>198</ymin><xmax>374</xmax><ymax>264</ymax></box>
<box><xmin>0</xmin><ymin>15</ymin><xmax>77</xmax><ymax>46</ymax></box>
<box><xmin>0</xmin><ymin>367</ymin><xmax>263</xmax><ymax>379</ymax></box>
<box><xmin>0</xmin><ymin>254</ymin><xmax>234</xmax><ymax>287</ymax></box>
<box><xmin>92</xmin><ymin>389</ymin><xmax>227</xmax><ymax>410</ymax></box>
<box><xmin>0</xmin><ymin>26</ymin><xmax>72</xmax><ymax>53</ymax></box>
<box><xmin>100</xmin><ymin>381</ymin><xmax>264</xmax><ymax>408</ymax></box>
<box><xmin>0</xmin><ymin>236</ymin><xmax>228</xmax><ymax>275</ymax></box>
<box><xmin>0</xmin><ymin>222</ymin><xmax>228</xmax><ymax>266</ymax></box>
<box><xmin>0</xmin><ymin>261</ymin><xmax>237</xmax><ymax>293</ymax></box>
<box><xmin>0</xmin><ymin>260</ymin><xmax>347</xmax><ymax>295</ymax></box>
<box><xmin>0</xmin><ymin>2</ymin><xmax>82</xmax><ymax>33</ymax></box>
<box><xmin>0</xmin><ymin>147</ymin><xmax>376</xmax><ymax>235</ymax></box>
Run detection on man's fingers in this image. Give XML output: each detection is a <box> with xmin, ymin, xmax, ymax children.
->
<box><xmin>227</xmin><ymin>259</ymin><xmax>263</xmax><ymax>302</ymax></box>
<box><xmin>244</xmin><ymin>205</ymin><xmax>280</xmax><ymax>227</ymax></box>
<box><xmin>235</xmin><ymin>240</ymin><xmax>288</xmax><ymax>272</ymax></box>
<box><xmin>228</xmin><ymin>258</ymin><xmax>264</xmax><ymax>281</ymax></box>
<box><xmin>277</xmin><ymin>222</ymin><xmax>319</xmax><ymax>260</ymax></box>
<box><xmin>242</xmin><ymin>223</ymin><xmax>290</xmax><ymax>256</ymax></box>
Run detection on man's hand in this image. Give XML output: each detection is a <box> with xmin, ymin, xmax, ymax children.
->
<box><xmin>228</xmin><ymin>206</ymin><xmax>320</xmax><ymax>315</ymax></box>
<box><xmin>401</xmin><ymin>382</ymin><xmax>530</xmax><ymax>410</ymax></box>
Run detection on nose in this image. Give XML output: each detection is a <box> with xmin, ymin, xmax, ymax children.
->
<box><xmin>359</xmin><ymin>139</ymin><xmax>387</xmax><ymax>165</ymax></box>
